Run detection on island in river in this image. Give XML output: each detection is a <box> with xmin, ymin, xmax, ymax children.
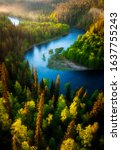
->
<box><xmin>24</xmin><ymin>28</ymin><xmax>104</xmax><ymax>95</ymax></box>
<box><xmin>47</xmin><ymin>53</ymin><xmax>87</xmax><ymax>70</ymax></box>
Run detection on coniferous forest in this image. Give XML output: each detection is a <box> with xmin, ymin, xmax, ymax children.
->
<box><xmin>0</xmin><ymin>0</ymin><xmax>104</xmax><ymax>150</ymax></box>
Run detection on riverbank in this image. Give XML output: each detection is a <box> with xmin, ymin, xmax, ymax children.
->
<box><xmin>6</xmin><ymin>16</ymin><xmax>70</xmax><ymax>57</ymax></box>
<box><xmin>25</xmin><ymin>31</ymin><xmax>69</xmax><ymax>54</ymax></box>
<box><xmin>48</xmin><ymin>54</ymin><xmax>88</xmax><ymax>71</ymax></box>
<box><xmin>24</xmin><ymin>27</ymin><xmax>86</xmax><ymax>71</ymax></box>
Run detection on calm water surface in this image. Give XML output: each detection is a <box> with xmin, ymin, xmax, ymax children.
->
<box><xmin>24</xmin><ymin>28</ymin><xmax>104</xmax><ymax>95</ymax></box>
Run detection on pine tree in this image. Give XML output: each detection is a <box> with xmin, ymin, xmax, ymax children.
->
<box><xmin>40</xmin><ymin>79</ymin><xmax>45</xmax><ymax>91</ymax></box>
<box><xmin>54</xmin><ymin>75</ymin><xmax>60</xmax><ymax>102</ymax></box>
<box><xmin>33</xmin><ymin>69</ymin><xmax>38</xmax><ymax>89</ymax></box>
<box><xmin>82</xmin><ymin>91</ymin><xmax>88</xmax><ymax>101</ymax></box>
<box><xmin>65</xmin><ymin>82</ymin><xmax>71</xmax><ymax>101</ymax></box>
<box><xmin>34</xmin><ymin>92</ymin><xmax>45</xmax><ymax>149</ymax></box>
<box><xmin>76</xmin><ymin>87</ymin><xmax>84</xmax><ymax>98</ymax></box>
<box><xmin>64</xmin><ymin>120</ymin><xmax>75</xmax><ymax>139</ymax></box>
<box><xmin>32</xmin><ymin>69</ymin><xmax>38</xmax><ymax>98</ymax></box>
<box><xmin>50</xmin><ymin>80</ymin><xmax>55</xmax><ymax>98</ymax></box>
<box><xmin>1</xmin><ymin>63</ymin><xmax>11</xmax><ymax>112</ymax></box>
<box><xmin>90</xmin><ymin>92</ymin><xmax>104</xmax><ymax>117</ymax></box>
<box><xmin>0</xmin><ymin>63</ymin><xmax>2</xmax><ymax>78</ymax></box>
<box><xmin>49</xmin><ymin>137</ymin><xmax>56</xmax><ymax>150</ymax></box>
<box><xmin>12</xmin><ymin>135</ymin><xmax>18</xmax><ymax>150</ymax></box>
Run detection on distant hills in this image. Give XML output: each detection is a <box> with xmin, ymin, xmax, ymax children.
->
<box><xmin>0</xmin><ymin>0</ymin><xmax>103</xmax><ymax>29</ymax></box>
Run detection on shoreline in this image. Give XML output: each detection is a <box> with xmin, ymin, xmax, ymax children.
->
<box><xmin>6</xmin><ymin>15</ymin><xmax>70</xmax><ymax>56</ymax></box>
<box><xmin>47</xmin><ymin>54</ymin><xmax>90</xmax><ymax>71</ymax></box>
<box><xmin>47</xmin><ymin>53</ymin><xmax>104</xmax><ymax>71</ymax></box>
<box><xmin>24</xmin><ymin>31</ymin><xmax>69</xmax><ymax>54</ymax></box>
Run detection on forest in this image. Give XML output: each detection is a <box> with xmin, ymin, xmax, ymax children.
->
<box><xmin>0</xmin><ymin>15</ymin><xmax>69</xmax><ymax>62</ymax></box>
<box><xmin>62</xmin><ymin>18</ymin><xmax>104</xmax><ymax>69</ymax></box>
<box><xmin>0</xmin><ymin>0</ymin><xmax>104</xmax><ymax>149</ymax></box>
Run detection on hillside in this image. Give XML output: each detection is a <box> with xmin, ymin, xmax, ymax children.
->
<box><xmin>0</xmin><ymin>15</ymin><xmax>69</xmax><ymax>62</ymax></box>
<box><xmin>0</xmin><ymin>0</ymin><xmax>68</xmax><ymax>20</ymax></box>
<box><xmin>63</xmin><ymin>18</ymin><xmax>104</xmax><ymax>69</ymax></box>
<box><xmin>48</xmin><ymin>18</ymin><xmax>104</xmax><ymax>70</ymax></box>
<box><xmin>51</xmin><ymin>0</ymin><xmax>104</xmax><ymax>29</ymax></box>
<box><xmin>0</xmin><ymin>0</ymin><xmax>103</xmax><ymax>29</ymax></box>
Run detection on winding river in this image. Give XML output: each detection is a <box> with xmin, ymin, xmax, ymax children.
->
<box><xmin>25</xmin><ymin>29</ymin><xmax>104</xmax><ymax>95</ymax></box>
<box><xmin>8</xmin><ymin>16</ymin><xmax>104</xmax><ymax>95</ymax></box>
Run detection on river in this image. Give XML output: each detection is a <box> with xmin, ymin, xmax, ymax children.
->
<box><xmin>24</xmin><ymin>28</ymin><xmax>104</xmax><ymax>95</ymax></box>
<box><xmin>8</xmin><ymin>16</ymin><xmax>20</xmax><ymax>26</ymax></box>
<box><xmin>8</xmin><ymin>16</ymin><xmax>103</xmax><ymax>95</ymax></box>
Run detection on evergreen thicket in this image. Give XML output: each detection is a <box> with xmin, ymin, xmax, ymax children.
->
<box><xmin>0</xmin><ymin>0</ymin><xmax>104</xmax><ymax>149</ymax></box>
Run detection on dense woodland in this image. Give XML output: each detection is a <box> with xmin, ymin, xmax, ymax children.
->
<box><xmin>0</xmin><ymin>0</ymin><xmax>103</xmax><ymax>28</ymax></box>
<box><xmin>0</xmin><ymin>15</ymin><xmax>69</xmax><ymax>61</ymax></box>
<box><xmin>0</xmin><ymin>0</ymin><xmax>104</xmax><ymax>149</ymax></box>
<box><xmin>51</xmin><ymin>0</ymin><xmax>104</xmax><ymax>29</ymax></box>
<box><xmin>0</xmin><ymin>61</ymin><xmax>104</xmax><ymax>149</ymax></box>
<box><xmin>62</xmin><ymin>18</ymin><xmax>104</xmax><ymax>69</ymax></box>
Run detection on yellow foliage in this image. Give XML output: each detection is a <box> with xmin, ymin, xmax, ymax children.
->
<box><xmin>11</xmin><ymin>119</ymin><xmax>28</xmax><ymax>146</ymax></box>
<box><xmin>0</xmin><ymin>98</ymin><xmax>12</xmax><ymax>130</ymax></box>
<box><xmin>69</xmin><ymin>101</ymin><xmax>77</xmax><ymax>119</ymax></box>
<box><xmin>69</xmin><ymin>96</ymin><xmax>79</xmax><ymax>119</ymax></box>
<box><xmin>61</xmin><ymin>106</ymin><xmax>70</xmax><ymax>122</ymax></box>
<box><xmin>26</xmin><ymin>100</ymin><xmax>35</xmax><ymax>109</ymax></box>
<box><xmin>18</xmin><ymin>108</ymin><xmax>25</xmax><ymax>115</ymax></box>
<box><xmin>76</xmin><ymin>122</ymin><xmax>99</xmax><ymax>147</ymax></box>
<box><xmin>21</xmin><ymin>141</ymin><xmax>29</xmax><ymax>150</ymax></box>
<box><xmin>47</xmin><ymin>113</ymin><xmax>53</xmax><ymax>125</ymax></box>
<box><xmin>60</xmin><ymin>138</ymin><xmax>77</xmax><ymax>150</ymax></box>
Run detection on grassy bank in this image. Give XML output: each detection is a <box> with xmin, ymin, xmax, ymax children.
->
<box><xmin>48</xmin><ymin>53</ymin><xmax>88</xmax><ymax>71</ymax></box>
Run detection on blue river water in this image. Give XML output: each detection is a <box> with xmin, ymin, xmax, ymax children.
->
<box><xmin>24</xmin><ymin>28</ymin><xmax>104</xmax><ymax>95</ymax></box>
<box><xmin>8</xmin><ymin>17</ymin><xmax>102</xmax><ymax>95</ymax></box>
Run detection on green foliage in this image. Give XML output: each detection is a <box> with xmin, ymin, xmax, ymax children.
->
<box><xmin>49</xmin><ymin>137</ymin><xmax>56</xmax><ymax>150</ymax></box>
<box><xmin>0</xmin><ymin>7</ymin><xmax>104</xmax><ymax>149</ymax></box>
<box><xmin>65</xmin><ymin>82</ymin><xmax>71</xmax><ymax>100</ymax></box>
<box><xmin>20</xmin><ymin>21</ymin><xmax>69</xmax><ymax>46</ymax></box>
<box><xmin>63</xmin><ymin>19</ymin><xmax>104</xmax><ymax>69</ymax></box>
<box><xmin>49</xmin><ymin>49</ymin><xmax>54</xmax><ymax>55</ymax></box>
<box><xmin>54</xmin><ymin>95</ymin><xmax>66</xmax><ymax>122</ymax></box>
<box><xmin>55</xmin><ymin>47</ymin><xmax>64</xmax><ymax>54</ymax></box>
<box><xmin>0</xmin><ymin>68</ymin><xmax>104</xmax><ymax>149</ymax></box>
<box><xmin>0</xmin><ymin>15</ymin><xmax>69</xmax><ymax>62</ymax></box>
<box><xmin>0</xmin><ymin>98</ymin><xmax>12</xmax><ymax>130</ymax></box>
<box><xmin>14</xmin><ymin>81</ymin><xmax>22</xmax><ymax>97</ymax></box>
